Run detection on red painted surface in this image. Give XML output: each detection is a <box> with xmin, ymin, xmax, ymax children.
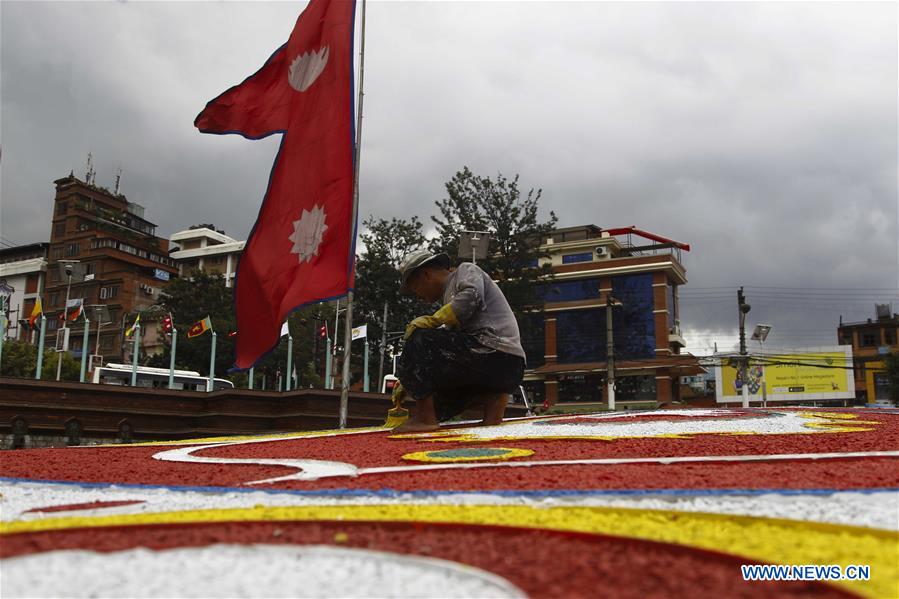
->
<box><xmin>0</xmin><ymin>521</ymin><xmax>853</xmax><ymax>598</ymax></box>
<box><xmin>1</xmin><ymin>410</ymin><xmax>895</xmax><ymax>492</ymax></box>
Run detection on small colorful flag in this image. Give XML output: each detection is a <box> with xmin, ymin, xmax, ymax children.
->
<box><xmin>28</xmin><ymin>298</ymin><xmax>42</xmax><ymax>328</ymax></box>
<box><xmin>228</xmin><ymin>330</ymin><xmax>238</xmax><ymax>338</ymax></box>
<box><xmin>187</xmin><ymin>316</ymin><xmax>212</xmax><ymax>339</ymax></box>
<box><xmin>125</xmin><ymin>313</ymin><xmax>141</xmax><ymax>338</ymax></box>
<box><xmin>66</xmin><ymin>298</ymin><xmax>83</xmax><ymax>322</ymax></box>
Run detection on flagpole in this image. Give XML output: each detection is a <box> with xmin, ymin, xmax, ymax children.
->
<box><xmin>339</xmin><ymin>0</ymin><xmax>367</xmax><ymax>429</ymax></box>
<box><xmin>35</xmin><ymin>315</ymin><xmax>46</xmax><ymax>379</ymax></box>
<box><xmin>80</xmin><ymin>317</ymin><xmax>90</xmax><ymax>383</ymax></box>
<box><xmin>130</xmin><ymin>324</ymin><xmax>141</xmax><ymax>386</ymax></box>
<box><xmin>169</xmin><ymin>328</ymin><xmax>177</xmax><ymax>390</ymax></box>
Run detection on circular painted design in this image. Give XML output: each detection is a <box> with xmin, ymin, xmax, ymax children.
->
<box><xmin>402</xmin><ymin>447</ymin><xmax>535</xmax><ymax>463</ymax></box>
<box><xmin>1</xmin><ymin>543</ymin><xmax>526</xmax><ymax>598</ymax></box>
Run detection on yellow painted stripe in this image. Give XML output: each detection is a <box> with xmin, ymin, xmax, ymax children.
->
<box><xmin>2</xmin><ymin>504</ymin><xmax>895</xmax><ymax>598</ymax></box>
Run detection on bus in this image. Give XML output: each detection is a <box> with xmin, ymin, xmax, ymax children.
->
<box><xmin>92</xmin><ymin>363</ymin><xmax>235</xmax><ymax>391</ymax></box>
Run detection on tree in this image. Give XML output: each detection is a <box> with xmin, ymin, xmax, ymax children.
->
<box><xmin>430</xmin><ymin>166</ymin><xmax>557</xmax><ymax>314</ymax></box>
<box><xmin>353</xmin><ymin>215</ymin><xmax>427</xmax><ymax>387</ymax></box>
<box><xmin>884</xmin><ymin>352</ymin><xmax>899</xmax><ymax>404</ymax></box>
<box><xmin>0</xmin><ymin>339</ymin><xmax>81</xmax><ymax>381</ymax></box>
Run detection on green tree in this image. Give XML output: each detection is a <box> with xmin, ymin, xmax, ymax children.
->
<box><xmin>884</xmin><ymin>352</ymin><xmax>899</xmax><ymax>404</ymax></box>
<box><xmin>353</xmin><ymin>215</ymin><xmax>427</xmax><ymax>387</ymax></box>
<box><xmin>0</xmin><ymin>339</ymin><xmax>80</xmax><ymax>380</ymax></box>
<box><xmin>430</xmin><ymin>166</ymin><xmax>557</xmax><ymax>314</ymax></box>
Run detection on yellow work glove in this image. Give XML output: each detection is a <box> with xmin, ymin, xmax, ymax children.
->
<box><xmin>385</xmin><ymin>382</ymin><xmax>409</xmax><ymax>427</ymax></box>
<box><xmin>403</xmin><ymin>303</ymin><xmax>460</xmax><ymax>340</ymax></box>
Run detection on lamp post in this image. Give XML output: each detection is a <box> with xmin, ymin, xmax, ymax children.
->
<box><xmin>737</xmin><ymin>287</ymin><xmax>752</xmax><ymax>408</ymax></box>
<box><xmin>56</xmin><ymin>261</ymin><xmax>79</xmax><ymax>381</ymax></box>
<box><xmin>605</xmin><ymin>295</ymin><xmax>623</xmax><ymax>411</ymax></box>
<box><xmin>751</xmin><ymin>324</ymin><xmax>772</xmax><ymax>407</ymax></box>
<box><xmin>459</xmin><ymin>230</ymin><xmax>491</xmax><ymax>265</ymax></box>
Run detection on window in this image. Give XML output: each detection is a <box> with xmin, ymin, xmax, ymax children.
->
<box><xmin>52</xmin><ymin>247</ymin><xmax>64</xmax><ymax>259</ymax></box>
<box><xmin>667</xmin><ymin>284</ymin><xmax>678</xmax><ymax>330</ymax></box>
<box><xmin>557</xmin><ymin>309</ymin><xmax>606</xmax><ymax>363</ymax></box>
<box><xmin>839</xmin><ymin>330</ymin><xmax>853</xmax><ymax>345</ymax></box>
<box><xmin>49</xmin><ymin>270</ymin><xmax>61</xmax><ymax>283</ymax></box>
<box><xmin>100</xmin><ymin>286</ymin><xmax>118</xmax><ymax>300</ymax></box>
<box><xmin>612</xmin><ymin>273</ymin><xmax>656</xmax><ymax>359</ymax></box>
<box><xmin>518</xmin><ymin>313</ymin><xmax>546</xmax><ymax>368</ymax></box>
<box><xmin>885</xmin><ymin>328</ymin><xmax>896</xmax><ymax>346</ymax></box>
<box><xmin>542</xmin><ymin>278</ymin><xmax>601</xmax><ymax>303</ymax></box>
<box><xmin>54</xmin><ymin>223</ymin><xmax>66</xmax><ymax>238</ymax></box>
<box><xmin>860</xmin><ymin>329</ymin><xmax>878</xmax><ymax>347</ymax></box>
<box><xmin>562</xmin><ymin>252</ymin><xmax>593</xmax><ymax>264</ymax></box>
<box><xmin>48</xmin><ymin>318</ymin><xmax>59</xmax><ymax>331</ymax></box>
<box><xmin>558</xmin><ymin>374</ymin><xmax>604</xmax><ymax>403</ymax></box>
<box><xmin>85</xmin><ymin>262</ymin><xmax>96</xmax><ymax>276</ymax></box>
<box><xmin>56</xmin><ymin>202</ymin><xmax>67</xmax><ymax>215</ymax></box>
<box><xmin>65</xmin><ymin>243</ymin><xmax>80</xmax><ymax>257</ymax></box>
<box><xmin>615</xmin><ymin>375</ymin><xmax>657</xmax><ymax>402</ymax></box>
<box><xmin>49</xmin><ymin>293</ymin><xmax>60</xmax><ymax>307</ymax></box>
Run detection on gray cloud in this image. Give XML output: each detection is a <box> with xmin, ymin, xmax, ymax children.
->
<box><xmin>2</xmin><ymin>1</ymin><xmax>896</xmax><ymax>353</ymax></box>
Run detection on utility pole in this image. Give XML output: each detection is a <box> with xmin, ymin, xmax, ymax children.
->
<box><xmin>606</xmin><ymin>295</ymin><xmax>617</xmax><ymax>411</ymax></box>
<box><xmin>737</xmin><ymin>287</ymin><xmax>751</xmax><ymax>408</ymax></box>
<box><xmin>377</xmin><ymin>301</ymin><xmax>388</xmax><ymax>391</ymax></box>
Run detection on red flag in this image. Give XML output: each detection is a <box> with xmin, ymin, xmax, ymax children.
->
<box><xmin>196</xmin><ymin>0</ymin><xmax>357</xmax><ymax>370</ymax></box>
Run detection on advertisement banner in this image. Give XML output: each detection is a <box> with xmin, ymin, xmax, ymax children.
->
<box><xmin>715</xmin><ymin>345</ymin><xmax>855</xmax><ymax>403</ymax></box>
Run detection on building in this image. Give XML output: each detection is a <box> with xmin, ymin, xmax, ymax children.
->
<box><xmin>43</xmin><ymin>173</ymin><xmax>179</xmax><ymax>362</ymax></box>
<box><xmin>169</xmin><ymin>226</ymin><xmax>245</xmax><ymax>286</ymax></box>
<box><xmin>520</xmin><ymin>225</ymin><xmax>702</xmax><ymax>408</ymax></box>
<box><xmin>838</xmin><ymin>305</ymin><xmax>898</xmax><ymax>404</ymax></box>
<box><xmin>0</xmin><ymin>243</ymin><xmax>49</xmax><ymax>341</ymax></box>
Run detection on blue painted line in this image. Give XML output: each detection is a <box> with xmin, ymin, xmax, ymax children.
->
<box><xmin>1</xmin><ymin>477</ymin><xmax>896</xmax><ymax>498</ymax></box>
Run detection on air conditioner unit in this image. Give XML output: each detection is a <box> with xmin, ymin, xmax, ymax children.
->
<box><xmin>594</xmin><ymin>246</ymin><xmax>609</xmax><ymax>258</ymax></box>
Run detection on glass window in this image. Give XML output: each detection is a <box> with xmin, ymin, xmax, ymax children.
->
<box><xmin>65</xmin><ymin>243</ymin><xmax>80</xmax><ymax>257</ymax></box>
<box><xmin>518</xmin><ymin>313</ymin><xmax>545</xmax><ymax>368</ymax></box>
<box><xmin>54</xmin><ymin>223</ymin><xmax>66</xmax><ymax>238</ymax></box>
<box><xmin>667</xmin><ymin>284</ymin><xmax>677</xmax><ymax>330</ymax></box>
<box><xmin>556</xmin><ymin>309</ymin><xmax>605</xmax><ymax>363</ymax></box>
<box><xmin>615</xmin><ymin>375</ymin><xmax>656</xmax><ymax>402</ymax></box>
<box><xmin>562</xmin><ymin>252</ymin><xmax>593</xmax><ymax>264</ymax></box>
<box><xmin>558</xmin><ymin>373</ymin><xmax>604</xmax><ymax>403</ymax></box>
<box><xmin>612</xmin><ymin>274</ymin><xmax>656</xmax><ymax>359</ymax></box>
<box><xmin>56</xmin><ymin>202</ymin><xmax>67</xmax><ymax>215</ymax></box>
<box><xmin>885</xmin><ymin>328</ymin><xmax>896</xmax><ymax>346</ymax></box>
<box><xmin>860</xmin><ymin>329</ymin><xmax>878</xmax><ymax>347</ymax></box>
<box><xmin>542</xmin><ymin>278</ymin><xmax>600</xmax><ymax>303</ymax></box>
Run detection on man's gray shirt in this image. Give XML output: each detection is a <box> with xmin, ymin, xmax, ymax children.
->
<box><xmin>442</xmin><ymin>262</ymin><xmax>526</xmax><ymax>360</ymax></box>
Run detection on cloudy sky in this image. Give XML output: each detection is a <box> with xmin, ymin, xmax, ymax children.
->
<box><xmin>2</xmin><ymin>1</ymin><xmax>896</xmax><ymax>354</ymax></box>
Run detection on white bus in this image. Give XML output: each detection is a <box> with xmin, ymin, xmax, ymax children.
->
<box><xmin>92</xmin><ymin>363</ymin><xmax>235</xmax><ymax>391</ymax></box>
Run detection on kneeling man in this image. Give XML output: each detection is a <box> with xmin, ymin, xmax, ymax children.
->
<box><xmin>392</xmin><ymin>249</ymin><xmax>525</xmax><ymax>432</ymax></box>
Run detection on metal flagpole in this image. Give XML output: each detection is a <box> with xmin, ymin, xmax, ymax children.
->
<box><xmin>208</xmin><ymin>331</ymin><xmax>217</xmax><ymax>392</ymax></box>
<box><xmin>130</xmin><ymin>324</ymin><xmax>141</xmax><ymax>386</ymax></box>
<box><xmin>324</xmin><ymin>337</ymin><xmax>332</xmax><ymax>389</ymax></box>
<box><xmin>248</xmin><ymin>367</ymin><xmax>254</xmax><ymax>390</ymax></box>
<box><xmin>169</xmin><ymin>328</ymin><xmax>177</xmax><ymax>390</ymax></box>
<box><xmin>35</xmin><ymin>315</ymin><xmax>47</xmax><ymax>379</ymax></box>
<box><xmin>339</xmin><ymin>0</ymin><xmax>367</xmax><ymax>429</ymax></box>
<box><xmin>286</xmin><ymin>334</ymin><xmax>293</xmax><ymax>392</ymax></box>
<box><xmin>80</xmin><ymin>317</ymin><xmax>90</xmax><ymax>382</ymax></box>
<box><xmin>363</xmin><ymin>337</ymin><xmax>370</xmax><ymax>392</ymax></box>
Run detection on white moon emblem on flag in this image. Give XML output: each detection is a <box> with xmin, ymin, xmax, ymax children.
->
<box><xmin>288</xmin><ymin>46</ymin><xmax>329</xmax><ymax>92</ymax></box>
<box><xmin>289</xmin><ymin>205</ymin><xmax>328</xmax><ymax>263</ymax></box>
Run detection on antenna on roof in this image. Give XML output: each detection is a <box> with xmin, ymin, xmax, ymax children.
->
<box><xmin>114</xmin><ymin>166</ymin><xmax>123</xmax><ymax>195</ymax></box>
<box><xmin>85</xmin><ymin>152</ymin><xmax>96</xmax><ymax>185</ymax></box>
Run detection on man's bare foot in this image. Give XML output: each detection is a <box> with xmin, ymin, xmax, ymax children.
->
<box><xmin>392</xmin><ymin>419</ymin><xmax>440</xmax><ymax>433</ymax></box>
<box><xmin>479</xmin><ymin>393</ymin><xmax>508</xmax><ymax>426</ymax></box>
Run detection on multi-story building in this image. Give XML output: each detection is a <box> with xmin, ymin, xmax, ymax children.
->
<box><xmin>169</xmin><ymin>226</ymin><xmax>244</xmax><ymax>287</ymax></box>
<box><xmin>0</xmin><ymin>243</ymin><xmax>49</xmax><ymax>341</ymax></box>
<box><xmin>520</xmin><ymin>225</ymin><xmax>702</xmax><ymax>408</ymax></box>
<box><xmin>838</xmin><ymin>305</ymin><xmax>898</xmax><ymax>403</ymax></box>
<box><xmin>43</xmin><ymin>173</ymin><xmax>179</xmax><ymax>361</ymax></box>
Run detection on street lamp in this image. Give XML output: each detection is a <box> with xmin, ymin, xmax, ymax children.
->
<box><xmin>56</xmin><ymin>260</ymin><xmax>81</xmax><ymax>381</ymax></box>
<box><xmin>737</xmin><ymin>287</ymin><xmax>751</xmax><ymax>408</ymax></box>
<box><xmin>459</xmin><ymin>230</ymin><xmax>491</xmax><ymax>265</ymax></box>
<box><xmin>751</xmin><ymin>324</ymin><xmax>772</xmax><ymax>407</ymax></box>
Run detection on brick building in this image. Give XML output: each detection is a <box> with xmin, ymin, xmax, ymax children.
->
<box><xmin>0</xmin><ymin>243</ymin><xmax>49</xmax><ymax>341</ymax></box>
<box><xmin>520</xmin><ymin>225</ymin><xmax>702</xmax><ymax>408</ymax></box>
<box><xmin>838</xmin><ymin>305</ymin><xmax>898</xmax><ymax>403</ymax></box>
<box><xmin>42</xmin><ymin>173</ymin><xmax>178</xmax><ymax>362</ymax></box>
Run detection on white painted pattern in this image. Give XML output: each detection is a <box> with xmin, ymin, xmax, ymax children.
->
<box><xmin>1</xmin><ymin>544</ymin><xmax>526</xmax><ymax>599</ymax></box>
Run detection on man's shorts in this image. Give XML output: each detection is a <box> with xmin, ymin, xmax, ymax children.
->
<box><xmin>396</xmin><ymin>328</ymin><xmax>525</xmax><ymax>422</ymax></box>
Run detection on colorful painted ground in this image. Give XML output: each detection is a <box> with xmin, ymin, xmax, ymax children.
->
<box><xmin>2</xmin><ymin>407</ymin><xmax>898</xmax><ymax>598</ymax></box>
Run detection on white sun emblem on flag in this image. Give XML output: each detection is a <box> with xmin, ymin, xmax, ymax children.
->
<box><xmin>288</xmin><ymin>46</ymin><xmax>329</xmax><ymax>92</ymax></box>
<box><xmin>288</xmin><ymin>205</ymin><xmax>328</xmax><ymax>263</ymax></box>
